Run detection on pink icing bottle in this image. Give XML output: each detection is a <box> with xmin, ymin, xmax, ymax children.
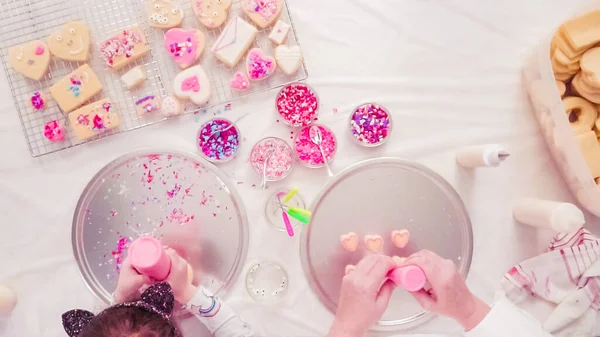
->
<box><xmin>388</xmin><ymin>265</ymin><xmax>427</xmax><ymax>292</ymax></box>
<box><xmin>128</xmin><ymin>237</ymin><xmax>172</xmax><ymax>281</ymax></box>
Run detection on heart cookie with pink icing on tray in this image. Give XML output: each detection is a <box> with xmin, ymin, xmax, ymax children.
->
<box><xmin>246</xmin><ymin>48</ymin><xmax>276</xmax><ymax>81</ymax></box>
<box><xmin>164</xmin><ymin>28</ymin><xmax>205</xmax><ymax>69</ymax></box>
<box><xmin>230</xmin><ymin>72</ymin><xmax>249</xmax><ymax>91</ymax></box>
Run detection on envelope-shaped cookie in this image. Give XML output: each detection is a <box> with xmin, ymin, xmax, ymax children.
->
<box><xmin>8</xmin><ymin>40</ymin><xmax>50</xmax><ymax>80</ymax></box>
<box><xmin>210</xmin><ymin>16</ymin><xmax>257</xmax><ymax>67</ymax></box>
<box><xmin>50</xmin><ymin>64</ymin><xmax>103</xmax><ymax>112</ymax></box>
<box><xmin>48</xmin><ymin>21</ymin><xmax>91</xmax><ymax>62</ymax></box>
<box><xmin>98</xmin><ymin>25</ymin><xmax>151</xmax><ymax>70</ymax></box>
<box><xmin>68</xmin><ymin>98</ymin><xmax>120</xmax><ymax>140</ymax></box>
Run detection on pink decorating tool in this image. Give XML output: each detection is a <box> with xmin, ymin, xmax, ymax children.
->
<box><xmin>128</xmin><ymin>237</ymin><xmax>172</xmax><ymax>281</ymax></box>
<box><xmin>276</xmin><ymin>194</ymin><xmax>294</xmax><ymax>237</ymax></box>
<box><xmin>387</xmin><ymin>265</ymin><xmax>427</xmax><ymax>292</ymax></box>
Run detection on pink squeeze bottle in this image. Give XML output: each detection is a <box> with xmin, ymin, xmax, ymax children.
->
<box><xmin>388</xmin><ymin>265</ymin><xmax>427</xmax><ymax>292</ymax></box>
<box><xmin>128</xmin><ymin>237</ymin><xmax>172</xmax><ymax>281</ymax></box>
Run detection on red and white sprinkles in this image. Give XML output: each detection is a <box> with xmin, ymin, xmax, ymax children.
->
<box><xmin>250</xmin><ymin>137</ymin><xmax>293</xmax><ymax>181</ymax></box>
<box><xmin>294</xmin><ymin>125</ymin><xmax>336</xmax><ymax>167</ymax></box>
<box><xmin>276</xmin><ymin>83</ymin><xmax>319</xmax><ymax>127</ymax></box>
<box><xmin>350</xmin><ymin>103</ymin><xmax>392</xmax><ymax>146</ymax></box>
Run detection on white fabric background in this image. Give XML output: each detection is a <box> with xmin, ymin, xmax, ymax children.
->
<box><xmin>2</xmin><ymin>0</ymin><xmax>600</xmax><ymax>336</ymax></box>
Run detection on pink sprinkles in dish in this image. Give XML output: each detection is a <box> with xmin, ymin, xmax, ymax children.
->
<box><xmin>350</xmin><ymin>103</ymin><xmax>392</xmax><ymax>146</ymax></box>
<box><xmin>276</xmin><ymin>83</ymin><xmax>319</xmax><ymax>126</ymax></box>
<box><xmin>250</xmin><ymin>137</ymin><xmax>293</xmax><ymax>181</ymax></box>
<box><xmin>294</xmin><ymin>125</ymin><xmax>336</xmax><ymax>167</ymax></box>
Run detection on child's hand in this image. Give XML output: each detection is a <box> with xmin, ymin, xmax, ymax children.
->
<box><xmin>114</xmin><ymin>258</ymin><xmax>149</xmax><ymax>303</ymax></box>
<box><xmin>165</xmin><ymin>248</ymin><xmax>196</xmax><ymax>303</ymax></box>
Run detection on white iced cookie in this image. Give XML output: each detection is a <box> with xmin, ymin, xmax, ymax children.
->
<box><xmin>162</xmin><ymin>96</ymin><xmax>183</xmax><ymax>116</ymax></box>
<box><xmin>211</xmin><ymin>16</ymin><xmax>257</xmax><ymax>67</ymax></box>
<box><xmin>98</xmin><ymin>25</ymin><xmax>151</xmax><ymax>70</ymax></box>
<box><xmin>268</xmin><ymin>20</ymin><xmax>290</xmax><ymax>45</ymax></box>
<box><xmin>121</xmin><ymin>66</ymin><xmax>147</xmax><ymax>89</ymax></box>
<box><xmin>148</xmin><ymin>0</ymin><xmax>184</xmax><ymax>29</ymax></box>
<box><xmin>48</xmin><ymin>21</ymin><xmax>91</xmax><ymax>62</ymax></box>
<box><xmin>8</xmin><ymin>40</ymin><xmax>50</xmax><ymax>80</ymax></box>
<box><xmin>242</xmin><ymin>0</ymin><xmax>283</xmax><ymax>28</ymax></box>
<box><xmin>274</xmin><ymin>45</ymin><xmax>302</xmax><ymax>75</ymax></box>
<box><xmin>0</xmin><ymin>284</ymin><xmax>17</xmax><ymax>315</ymax></box>
<box><xmin>563</xmin><ymin>96</ymin><xmax>597</xmax><ymax>134</ymax></box>
<box><xmin>173</xmin><ymin>65</ymin><xmax>211</xmax><ymax>105</ymax></box>
<box><xmin>50</xmin><ymin>64</ymin><xmax>103</xmax><ymax>112</ymax></box>
<box><xmin>191</xmin><ymin>0</ymin><xmax>232</xmax><ymax>29</ymax></box>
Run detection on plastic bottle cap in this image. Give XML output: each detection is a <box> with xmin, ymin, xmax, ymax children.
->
<box><xmin>388</xmin><ymin>265</ymin><xmax>427</xmax><ymax>292</ymax></box>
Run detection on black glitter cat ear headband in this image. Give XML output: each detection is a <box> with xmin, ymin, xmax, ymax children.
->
<box><xmin>61</xmin><ymin>282</ymin><xmax>179</xmax><ymax>337</ymax></box>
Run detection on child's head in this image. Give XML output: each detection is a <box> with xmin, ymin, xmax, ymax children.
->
<box><xmin>62</xmin><ymin>283</ymin><xmax>180</xmax><ymax>337</ymax></box>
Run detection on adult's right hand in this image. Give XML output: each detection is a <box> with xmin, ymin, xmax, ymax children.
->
<box><xmin>400</xmin><ymin>250</ymin><xmax>490</xmax><ymax>331</ymax></box>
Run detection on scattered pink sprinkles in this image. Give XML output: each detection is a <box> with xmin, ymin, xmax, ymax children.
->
<box><xmin>276</xmin><ymin>83</ymin><xmax>319</xmax><ymax>126</ymax></box>
<box><xmin>112</xmin><ymin>236</ymin><xmax>131</xmax><ymax>271</ymax></box>
<box><xmin>294</xmin><ymin>125</ymin><xmax>337</xmax><ymax>167</ymax></box>
<box><xmin>250</xmin><ymin>137</ymin><xmax>293</xmax><ymax>181</ymax></box>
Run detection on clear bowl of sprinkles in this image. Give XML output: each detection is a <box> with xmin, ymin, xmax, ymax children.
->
<box><xmin>275</xmin><ymin>83</ymin><xmax>319</xmax><ymax>127</ymax></box>
<box><xmin>250</xmin><ymin>137</ymin><xmax>294</xmax><ymax>182</ymax></box>
<box><xmin>294</xmin><ymin>125</ymin><xmax>337</xmax><ymax>168</ymax></box>
<box><xmin>349</xmin><ymin>103</ymin><xmax>393</xmax><ymax>147</ymax></box>
<box><xmin>197</xmin><ymin>118</ymin><xmax>241</xmax><ymax>163</ymax></box>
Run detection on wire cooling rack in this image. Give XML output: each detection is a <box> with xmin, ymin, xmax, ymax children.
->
<box><xmin>0</xmin><ymin>0</ymin><xmax>307</xmax><ymax>157</ymax></box>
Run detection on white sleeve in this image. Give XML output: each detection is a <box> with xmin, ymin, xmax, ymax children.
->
<box><xmin>185</xmin><ymin>286</ymin><xmax>254</xmax><ymax>337</ymax></box>
<box><xmin>466</xmin><ymin>294</ymin><xmax>552</xmax><ymax>337</ymax></box>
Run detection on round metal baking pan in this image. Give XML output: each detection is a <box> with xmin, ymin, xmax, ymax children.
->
<box><xmin>72</xmin><ymin>149</ymin><xmax>249</xmax><ymax>304</ymax></box>
<box><xmin>300</xmin><ymin>157</ymin><xmax>472</xmax><ymax>329</ymax></box>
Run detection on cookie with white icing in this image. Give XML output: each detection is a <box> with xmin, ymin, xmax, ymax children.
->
<box><xmin>147</xmin><ymin>0</ymin><xmax>184</xmax><ymax>29</ymax></box>
<box><xmin>173</xmin><ymin>65</ymin><xmax>211</xmax><ymax>105</ymax></box>
<box><xmin>191</xmin><ymin>0</ymin><xmax>232</xmax><ymax>29</ymax></box>
<box><xmin>8</xmin><ymin>40</ymin><xmax>50</xmax><ymax>80</ymax></box>
<box><xmin>274</xmin><ymin>45</ymin><xmax>302</xmax><ymax>75</ymax></box>
<box><xmin>48</xmin><ymin>21</ymin><xmax>90</xmax><ymax>62</ymax></box>
<box><xmin>211</xmin><ymin>16</ymin><xmax>257</xmax><ymax>68</ymax></box>
<box><xmin>242</xmin><ymin>0</ymin><xmax>283</xmax><ymax>28</ymax></box>
<box><xmin>164</xmin><ymin>28</ymin><xmax>205</xmax><ymax>69</ymax></box>
<box><xmin>161</xmin><ymin>96</ymin><xmax>183</xmax><ymax>116</ymax></box>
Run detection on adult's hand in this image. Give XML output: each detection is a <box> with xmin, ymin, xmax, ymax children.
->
<box><xmin>327</xmin><ymin>255</ymin><xmax>397</xmax><ymax>337</ymax></box>
<box><xmin>401</xmin><ymin>250</ymin><xmax>490</xmax><ymax>331</ymax></box>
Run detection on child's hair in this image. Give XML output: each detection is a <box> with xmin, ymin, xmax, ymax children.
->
<box><xmin>80</xmin><ymin>306</ymin><xmax>178</xmax><ymax>337</ymax></box>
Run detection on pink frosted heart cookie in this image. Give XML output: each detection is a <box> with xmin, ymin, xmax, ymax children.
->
<box><xmin>246</xmin><ymin>48</ymin><xmax>276</xmax><ymax>81</ymax></box>
<box><xmin>165</xmin><ymin>28</ymin><xmax>205</xmax><ymax>69</ymax></box>
<box><xmin>345</xmin><ymin>265</ymin><xmax>355</xmax><ymax>275</ymax></box>
<box><xmin>340</xmin><ymin>232</ymin><xmax>358</xmax><ymax>252</ymax></box>
<box><xmin>230</xmin><ymin>72</ymin><xmax>249</xmax><ymax>91</ymax></box>
<box><xmin>364</xmin><ymin>235</ymin><xmax>383</xmax><ymax>254</ymax></box>
<box><xmin>44</xmin><ymin>120</ymin><xmax>65</xmax><ymax>142</ymax></box>
<box><xmin>391</xmin><ymin>230</ymin><xmax>410</xmax><ymax>248</ymax></box>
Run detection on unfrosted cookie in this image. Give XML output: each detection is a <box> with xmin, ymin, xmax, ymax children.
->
<box><xmin>135</xmin><ymin>95</ymin><xmax>161</xmax><ymax>116</ymax></box>
<box><xmin>572</xmin><ymin>74</ymin><xmax>600</xmax><ymax>104</ymax></box>
<box><xmin>364</xmin><ymin>235</ymin><xmax>383</xmax><ymax>254</ymax></box>
<box><xmin>68</xmin><ymin>99</ymin><xmax>120</xmax><ymax>140</ymax></box>
<box><xmin>242</xmin><ymin>0</ymin><xmax>283</xmax><ymax>28</ymax></box>
<box><xmin>191</xmin><ymin>0</ymin><xmax>233</xmax><ymax>29</ymax></box>
<box><xmin>340</xmin><ymin>232</ymin><xmax>358</xmax><ymax>252</ymax></box>
<box><xmin>246</xmin><ymin>48</ymin><xmax>276</xmax><ymax>81</ymax></box>
<box><xmin>8</xmin><ymin>40</ymin><xmax>50</xmax><ymax>80</ymax></box>
<box><xmin>48</xmin><ymin>21</ymin><xmax>90</xmax><ymax>62</ymax></box>
<box><xmin>30</xmin><ymin>91</ymin><xmax>46</xmax><ymax>111</ymax></box>
<box><xmin>275</xmin><ymin>45</ymin><xmax>302</xmax><ymax>75</ymax></box>
<box><xmin>161</xmin><ymin>96</ymin><xmax>183</xmax><ymax>116</ymax></box>
<box><xmin>563</xmin><ymin>96</ymin><xmax>597</xmax><ymax>134</ymax></box>
<box><xmin>49</xmin><ymin>64</ymin><xmax>103</xmax><ymax>113</ymax></box>
<box><xmin>391</xmin><ymin>230</ymin><xmax>410</xmax><ymax>248</ymax></box>
<box><xmin>98</xmin><ymin>25</ymin><xmax>151</xmax><ymax>70</ymax></box>
<box><xmin>230</xmin><ymin>72</ymin><xmax>249</xmax><ymax>91</ymax></box>
<box><xmin>577</xmin><ymin>131</ymin><xmax>600</xmax><ymax>178</ymax></box>
<box><xmin>556</xmin><ymin>80</ymin><xmax>566</xmax><ymax>97</ymax></box>
<box><xmin>164</xmin><ymin>28</ymin><xmax>205</xmax><ymax>69</ymax></box>
<box><xmin>561</xmin><ymin>10</ymin><xmax>600</xmax><ymax>51</ymax></box>
<box><xmin>148</xmin><ymin>0</ymin><xmax>184</xmax><ymax>29</ymax></box>
<box><xmin>268</xmin><ymin>20</ymin><xmax>290</xmax><ymax>45</ymax></box>
<box><xmin>121</xmin><ymin>66</ymin><xmax>147</xmax><ymax>89</ymax></box>
<box><xmin>173</xmin><ymin>65</ymin><xmax>211</xmax><ymax>105</ymax></box>
<box><xmin>211</xmin><ymin>16</ymin><xmax>257</xmax><ymax>67</ymax></box>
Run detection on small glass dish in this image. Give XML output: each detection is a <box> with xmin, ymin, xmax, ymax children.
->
<box><xmin>249</xmin><ymin>137</ymin><xmax>294</xmax><ymax>183</ymax></box>
<box><xmin>197</xmin><ymin>118</ymin><xmax>241</xmax><ymax>163</ymax></box>
<box><xmin>245</xmin><ymin>261</ymin><xmax>288</xmax><ymax>304</ymax></box>
<box><xmin>275</xmin><ymin>82</ymin><xmax>319</xmax><ymax>127</ymax></box>
<box><xmin>348</xmin><ymin>103</ymin><xmax>393</xmax><ymax>147</ymax></box>
<box><xmin>264</xmin><ymin>187</ymin><xmax>306</xmax><ymax>232</ymax></box>
<box><xmin>293</xmin><ymin>124</ymin><xmax>337</xmax><ymax>168</ymax></box>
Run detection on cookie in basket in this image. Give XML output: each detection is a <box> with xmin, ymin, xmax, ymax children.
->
<box><xmin>556</xmin><ymin>80</ymin><xmax>566</xmax><ymax>97</ymax></box>
<box><xmin>191</xmin><ymin>0</ymin><xmax>232</xmax><ymax>29</ymax></box>
<box><xmin>576</xmin><ymin>131</ymin><xmax>600</xmax><ymax>178</ymax></box>
<box><xmin>68</xmin><ymin>98</ymin><xmax>120</xmax><ymax>140</ymax></box>
<box><xmin>572</xmin><ymin>73</ymin><xmax>600</xmax><ymax>104</ymax></box>
<box><xmin>563</xmin><ymin>96</ymin><xmax>597</xmax><ymax>134</ymax></box>
<box><xmin>98</xmin><ymin>25</ymin><xmax>151</xmax><ymax>70</ymax></box>
<box><xmin>164</xmin><ymin>28</ymin><xmax>205</xmax><ymax>69</ymax></box>
<box><xmin>48</xmin><ymin>21</ymin><xmax>91</xmax><ymax>62</ymax></box>
<box><xmin>8</xmin><ymin>40</ymin><xmax>50</xmax><ymax>80</ymax></box>
<box><xmin>147</xmin><ymin>0</ymin><xmax>184</xmax><ymax>29</ymax></box>
<box><xmin>242</xmin><ymin>0</ymin><xmax>283</xmax><ymax>28</ymax></box>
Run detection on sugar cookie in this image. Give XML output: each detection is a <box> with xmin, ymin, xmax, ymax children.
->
<box><xmin>164</xmin><ymin>28</ymin><xmax>205</xmax><ymax>69</ymax></box>
<box><xmin>552</xmin><ymin>28</ymin><xmax>586</xmax><ymax>60</ymax></box>
<box><xmin>340</xmin><ymin>232</ymin><xmax>358</xmax><ymax>252</ymax></box>
<box><xmin>563</xmin><ymin>96</ymin><xmax>598</xmax><ymax>134</ymax></box>
<box><xmin>30</xmin><ymin>91</ymin><xmax>46</xmax><ymax>111</ymax></box>
<box><xmin>135</xmin><ymin>95</ymin><xmax>161</xmax><ymax>116</ymax></box>
<box><xmin>275</xmin><ymin>45</ymin><xmax>303</xmax><ymax>75</ymax></box>
<box><xmin>391</xmin><ymin>230</ymin><xmax>410</xmax><ymax>248</ymax></box>
<box><xmin>596</xmin><ymin>177</ymin><xmax>600</xmax><ymax>186</ymax></box>
<box><xmin>48</xmin><ymin>21</ymin><xmax>90</xmax><ymax>62</ymax></box>
<box><xmin>577</xmin><ymin>131</ymin><xmax>600</xmax><ymax>178</ymax></box>
<box><xmin>98</xmin><ymin>25</ymin><xmax>150</xmax><ymax>70</ymax></box>
<box><xmin>364</xmin><ymin>235</ymin><xmax>383</xmax><ymax>254</ymax></box>
<box><xmin>161</xmin><ymin>96</ymin><xmax>183</xmax><ymax>116</ymax></box>
<box><xmin>147</xmin><ymin>0</ymin><xmax>184</xmax><ymax>29</ymax></box>
<box><xmin>50</xmin><ymin>64</ymin><xmax>103</xmax><ymax>113</ymax></box>
<box><xmin>268</xmin><ymin>20</ymin><xmax>290</xmax><ymax>45</ymax></box>
<box><xmin>392</xmin><ymin>256</ymin><xmax>406</xmax><ymax>266</ymax></box>
<box><xmin>191</xmin><ymin>0</ymin><xmax>233</xmax><ymax>29</ymax></box>
<box><xmin>571</xmin><ymin>74</ymin><xmax>600</xmax><ymax>104</ymax></box>
<box><xmin>173</xmin><ymin>65</ymin><xmax>211</xmax><ymax>105</ymax></box>
<box><xmin>121</xmin><ymin>66</ymin><xmax>147</xmax><ymax>89</ymax></box>
<box><xmin>230</xmin><ymin>72</ymin><xmax>249</xmax><ymax>91</ymax></box>
<box><xmin>344</xmin><ymin>265</ymin><xmax>355</xmax><ymax>275</ymax></box>
<box><xmin>246</xmin><ymin>48</ymin><xmax>276</xmax><ymax>81</ymax></box>
<box><xmin>0</xmin><ymin>284</ymin><xmax>17</xmax><ymax>315</ymax></box>
<box><xmin>68</xmin><ymin>98</ymin><xmax>120</xmax><ymax>140</ymax></box>
<box><xmin>8</xmin><ymin>40</ymin><xmax>50</xmax><ymax>80</ymax></box>
<box><xmin>211</xmin><ymin>16</ymin><xmax>257</xmax><ymax>68</ymax></box>
<box><xmin>561</xmin><ymin>10</ymin><xmax>600</xmax><ymax>51</ymax></box>
<box><xmin>43</xmin><ymin>120</ymin><xmax>65</xmax><ymax>142</ymax></box>
<box><xmin>581</xmin><ymin>48</ymin><xmax>600</xmax><ymax>78</ymax></box>
<box><xmin>242</xmin><ymin>0</ymin><xmax>283</xmax><ymax>28</ymax></box>
<box><xmin>556</xmin><ymin>80</ymin><xmax>566</xmax><ymax>97</ymax></box>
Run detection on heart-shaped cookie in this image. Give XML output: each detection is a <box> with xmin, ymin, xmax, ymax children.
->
<box><xmin>9</xmin><ymin>40</ymin><xmax>50</xmax><ymax>80</ymax></box>
<box><xmin>246</xmin><ymin>48</ymin><xmax>276</xmax><ymax>81</ymax></box>
<box><xmin>230</xmin><ymin>72</ymin><xmax>249</xmax><ymax>91</ymax></box>
<box><xmin>345</xmin><ymin>265</ymin><xmax>355</xmax><ymax>275</ymax></box>
<box><xmin>161</xmin><ymin>96</ymin><xmax>183</xmax><ymax>117</ymax></box>
<box><xmin>192</xmin><ymin>0</ymin><xmax>233</xmax><ymax>28</ymax></box>
<box><xmin>340</xmin><ymin>232</ymin><xmax>358</xmax><ymax>252</ymax></box>
<box><xmin>48</xmin><ymin>22</ymin><xmax>90</xmax><ymax>62</ymax></box>
<box><xmin>173</xmin><ymin>65</ymin><xmax>212</xmax><ymax>105</ymax></box>
<box><xmin>164</xmin><ymin>28</ymin><xmax>205</xmax><ymax>69</ymax></box>
<box><xmin>391</xmin><ymin>230</ymin><xmax>410</xmax><ymax>248</ymax></box>
<box><xmin>148</xmin><ymin>0</ymin><xmax>184</xmax><ymax>29</ymax></box>
<box><xmin>364</xmin><ymin>235</ymin><xmax>383</xmax><ymax>254</ymax></box>
<box><xmin>275</xmin><ymin>45</ymin><xmax>303</xmax><ymax>75</ymax></box>
<box><xmin>242</xmin><ymin>0</ymin><xmax>284</xmax><ymax>29</ymax></box>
